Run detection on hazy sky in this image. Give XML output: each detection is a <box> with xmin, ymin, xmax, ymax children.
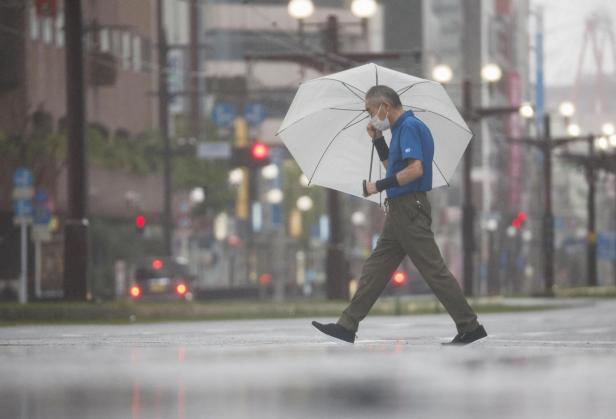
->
<box><xmin>533</xmin><ymin>0</ymin><xmax>616</xmax><ymax>86</ymax></box>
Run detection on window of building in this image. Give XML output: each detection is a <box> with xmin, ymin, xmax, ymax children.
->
<box><xmin>55</xmin><ymin>11</ymin><xmax>64</xmax><ymax>47</ymax></box>
<box><xmin>42</xmin><ymin>16</ymin><xmax>53</xmax><ymax>44</ymax></box>
<box><xmin>122</xmin><ymin>31</ymin><xmax>132</xmax><ymax>70</ymax></box>
<box><xmin>141</xmin><ymin>38</ymin><xmax>152</xmax><ymax>73</ymax></box>
<box><xmin>112</xmin><ymin>29</ymin><xmax>123</xmax><ymax>58</ymax></box>
<box><xmin>132</xmin><ymin>36</ymin><xmax>142</xmax><ymax>72</ymax></box>
<box><xmin>100</xmin><ymin>28</ymin><xmax>110</xmax><ymax>52</ymax></box>
<box><xmin>29</xmin><ymin>5</ymin><xmax>40</xmax><ymax>40</ymax></box>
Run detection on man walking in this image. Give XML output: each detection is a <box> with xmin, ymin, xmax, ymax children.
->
<box><xmin>312</xmin><ymin>85</ymin><xmax>487</xmax><ymax>345</ymax></box>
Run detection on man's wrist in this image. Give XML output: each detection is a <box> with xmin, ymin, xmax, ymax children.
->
<box><xmin>372</xmin><ymin>136</ymin><xmax>389</xmax><ymax>161</ymax></box>
<box><xmin>375</xmin><ymin>175</ymin><xmax>399</xmax><ymax>192</ymax></box>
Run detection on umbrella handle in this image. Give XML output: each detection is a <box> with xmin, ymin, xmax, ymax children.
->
<box><xmin>362</xmin><ymin>180</ymin><xmax>369</xmax><ymax>197</ymax></box>
<box><xmin>368</xmin><ymin>143</ymin><xmax>375</xmax><ymax>181</ymax></box>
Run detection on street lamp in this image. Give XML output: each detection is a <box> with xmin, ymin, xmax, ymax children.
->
<box><xmin>350</xmin><ymin>0</ymin><xmax>378</xmax><ymax>18</ymax></box>
<box><xmin>481</xmin><ymin>63</ymin><xmax>502</xmax><ymax>83</ymax></box>
<box><xmin>229</xmin><ymin>168</ymin><xmax>244</xmax><ymax>186</ymax></box>
<box><xmin>567</xmin><ymin>123</ymin><xmax>581</xmax><ymax>137</ymax></box>
<box><xmin>558</xmin><ymin>101</ymin><xmax>576</xmax><ymax>118</ymax></box>
<box><xmin>431</xmin><ymin>64</ymin><xmax>453</xmax><ymax>84</ymax></box>
<box><xmin>189</xmin><ymin>187</ymin><xmax>205</xmax><ymax>204</ymax></box>
<box><xmin>261</xmin><ymin>163</ymin><xmax>279</xmax><ymax>180</ymax></box>
<box><xmin>287</xmin><ymin>0</ymin><xmax>314</xmax><ymax>19</ymax></box>
<box><xmin>519</xmin><ymin>102</ymin><xmax>534</xmax><ymax>119</ymax></box>
<box><xmin>297</xmin><ymin>195</ymin><xmax>314</xmax><ymax>212</ymax></box>
<box><xmin>266</xmin><ymin>188</ymin><xmax>284</xmax><ymax>205</ymax></box>
<box><xmin>609</xmin><ymin>135</ymin><xmax>616</xmax><ymax>148</ymax></box>
<box><xmin>596</xmin><ymin>136</ymin><xmax>610</xmax><ymax>151</ymax></box>
<box><xmin>601</xmin><ymin>122</ymin><xmax>615</xmax><ymax>136</ymax></box>
<box><xmin>299</xmin><ymin>174</ymin><xmax>310</xmax><ymax>187</ymax></box>
<box><xmin>427</xmin><ymin>61</ymin><xmax>531</xmax><ymax>296</ymax></box>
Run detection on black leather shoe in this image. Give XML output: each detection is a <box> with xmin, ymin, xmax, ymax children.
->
<box><xmin>442</xmin><ymin>325</ymin><xmax>487</xmax><ymax>345</ymax></box>
<box><xmin>312</xmin><ymin>321</ymin><xmax>356</xmax><ymax>343</ymax></box>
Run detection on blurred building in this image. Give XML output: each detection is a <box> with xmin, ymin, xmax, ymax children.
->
<box><xmin>0</xmin><ymin>0</ymin><xmax>163</xmax><ymax>294</ymax></box>
<box><xmin>0</xmin><ymin>0</ymin><xmax>164</xmax><ymax>216</ymax></box>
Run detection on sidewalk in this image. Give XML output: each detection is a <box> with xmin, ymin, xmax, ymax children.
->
<box><xmin>0</xmin><ymin>294</ymin><xmax>589</xmax><ymax>326</ymax></box>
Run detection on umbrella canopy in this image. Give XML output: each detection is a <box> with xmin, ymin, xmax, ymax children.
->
<box><xmin>277</xmin><ymin>63</ymin><xmax>472</xmax><ymax>203</ymax></box>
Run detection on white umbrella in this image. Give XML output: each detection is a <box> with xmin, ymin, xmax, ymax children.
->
<box><xmin>277</xmin><ymin>63</ymin><xmax>472</xmax><ymax>203</ymax></box>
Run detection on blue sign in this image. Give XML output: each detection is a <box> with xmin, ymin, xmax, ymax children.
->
<box><xmin>13</xmin><ymin>199</ymin><xmax>33</xmax><ymax>218</ymax></box>
<box><xmin>13</xmin><ymin>168</ymin><xmax>33</xmax><ymax>188</ymax></box>
<box><xmin>211</xmin><ymin>102</ymin><xmax>236</xmax><ymax>129</ymax></box>
<box><xmin>244</xmin><ymin>102</ymin><xmax>267</xmax><ymax>127</ymax></box>
<box><xmin>598</xmin><ymin>232</ymin><xmax>616</xmax><ymax>261</ymax></box>
<box><xmin>33</xmin><ymin>190</ymin><xmax>51</xmax><ymax>225</ymax></box>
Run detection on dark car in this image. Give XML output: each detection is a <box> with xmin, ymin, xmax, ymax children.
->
<box><xmin>129</xmin><ymin>257</ymin><xmax>193</xmax><ymax>301</ymax></box>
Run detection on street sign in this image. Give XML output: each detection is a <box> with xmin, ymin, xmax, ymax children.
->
<box><xmin>211</xmin><ymin>102</ymin><xmax>236</xmax><ymax>129</ymax></box>
<box><xmin>33</xmin><ymin>190</ymin><xmax>52</xmax><ymax>226</ymax></box>
<box><xmin>598</xmin><ymin>232</ymin><xmax>616</xmax><ymax>261</ymax></box>
<box><xmin>244</xmin><ymin>102</ymin><xmax>267</xmax><ymax>127</ymax></box>
<box><xmin>167</xmin><ymin>50</ymin><xmax>185</xmax><ymax>114</ymax></box>
<box><xmin>13</xmin><ymin>199</ymin><xmax>33</xmax><ymax>221</ymax></box>
<box><xmin>13</xmin><ymin>167</ymin><xmax>33</xmax><ymax>188</ymax></box>
<box><xmin>197</xmin><ymin>142</ymin><xmax>231</xmax><ymax>160</ymax></box>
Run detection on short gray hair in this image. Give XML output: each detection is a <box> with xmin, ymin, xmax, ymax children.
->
<box><xmin>365</xmin><ymin>85</ymin><xmax>402</xmax><ymax>108</ymax></box>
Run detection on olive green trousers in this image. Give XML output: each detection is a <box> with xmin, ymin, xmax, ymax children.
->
<box><xmin>337</xmin><ymin>191</ymin><xmax>479</xmax><ymax>334</ymax></box>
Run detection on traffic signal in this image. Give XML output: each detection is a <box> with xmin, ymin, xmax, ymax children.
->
<box><xmin>251</xmin><ymin>142</ymin><xmax>269</xmax><ymax>161</ymax></box>
<box><xmin>511</xmin><ymin>211</ymin><xmax>527</xmax><ymax>230</ymax></box>
<box><xmin>151</xmin><ymin>258</ymin><xmax>163</xmax><ymax>270</ymax></box>
<box><xmin>135</xmin><ymin>214</ymin><xmax>146</xmax><ymax>233</ymax></box>
<box><xmin>231</xmin><ymin>142</ymin><xmax>271</xmax><ymax>168</ymax></box>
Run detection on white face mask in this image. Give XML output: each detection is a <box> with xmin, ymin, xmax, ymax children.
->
<box><xmin>370</xmin><ymin>104</ymin><xmax>390</xmax><ymax>131</ymax></box>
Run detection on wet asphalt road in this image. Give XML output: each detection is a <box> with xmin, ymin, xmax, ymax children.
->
<box><xmin>1</xmin><ymin>299</ymin><xmax>615</xmax><ymax>419</ymax></box>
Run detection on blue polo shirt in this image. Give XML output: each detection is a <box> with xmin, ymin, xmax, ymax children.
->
<box><xmin>385</xmin><ymin>111</ymin><xmax>433</xmax><ymax>198</ymax></box>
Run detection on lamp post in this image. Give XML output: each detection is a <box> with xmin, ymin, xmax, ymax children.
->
<box><xmin>508</xmin><ymin>106</ymin><xmax>605</xmax><ymax>292</ymax></box>
<box><xmin>243</xmin><ymin>0</ymin><xmax>390</xmax><ymax>300</ymax></box>
<box><xmin>433</xmin><ymin>63</ymin><xmax>534</xmax><ymax>296</ymax></box>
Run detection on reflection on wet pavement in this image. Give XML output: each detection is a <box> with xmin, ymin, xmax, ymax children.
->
<box><xmin>1</xmin><ymin>300</ymin><xmax>616</xmax><ymax>418</ymax></box>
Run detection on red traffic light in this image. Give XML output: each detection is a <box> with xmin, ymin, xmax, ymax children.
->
<box><xmin>392</xmin><ymin>271</ymin><xmax>407</xmax><ymax>286</ymax></box>
<box><xmin>512</xmin><ymin>211</ymin><xmax>527</xmax><ymax>229</ymax></box>
<box><xmin>152</xmin><ymin>259</ymin><xmax>163</xmax><ymax>270</ymax></box>
<box><xmin>251</xmin><ymin>142</ymin><xmax>269</xmax><ymax>160</ymax></box>
<box><xmin>517</xmin><ymin>211</ymin><xmax>527</xmax><ymax>222</ymax></box>
<box><xmin>259</xmin><ymin>273</ymin><xmax>272</xmax><ymax>286</ymax></box>
<box><xmin>135</xmin><ymin>214</ymin><xmax>146</xmax><ymax>229</ymax></box>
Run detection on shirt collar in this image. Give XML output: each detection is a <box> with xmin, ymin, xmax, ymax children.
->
<box><xmin>391</xmin><ymin>110</ymin><xmax>414</xmax><ymax>131</ymax></box>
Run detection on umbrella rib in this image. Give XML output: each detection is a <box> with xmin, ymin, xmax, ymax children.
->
<box><xmin>308</xmin><ymin>111</ymin><xmax>368</xmax><ymax>185</ymax></box>
<box><xmin>308</xmin><ymin>77</ymin><xmax>366</xmax><ymax>98</ymax></box>
<box><xmin>396</xmin><ymin>81</ymin><xmax>432</xmax><ymax>96</ymax></box>
<box><xmin>410</xmin><ymin>109</ymin><xmax>472</xmax><ymax>135</ymax></box>
<box><xmin>276</xmin><ymin>103</ymin><xmax>363</xmax><ymax>136</ymax></box>
<box><xmin>433</xmin><ymin>159</ymin><xmax>450</xmax><ymax>187</ymax></box>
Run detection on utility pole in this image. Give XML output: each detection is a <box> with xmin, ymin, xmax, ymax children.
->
<box><xmin>507</xmin><ymin>117</ymin><xmax>603</xmax><ymax>293</ymax></box>
<box><xmin>542</xmin><ymin>113</ymin><xmax>554</xmax><ymax>294</ymax></box>
<box><xmin>323</xmin><ymin>15</ymin><xmax>346</xmax><ymax>300</ymax></box>
<box><xmin>157</xmin><ymin>0</ymin><xmax>172</xmax><ymax>256</ymax></box>
<box><xmin>189</xmin><ymin>0</ymin><xmax>200</xmax><ymax>140</ymax></box>
<box><xmin>586</xmin><ymin>135</ymin><xmax>598</xmax><ymax>286</ymax></box>
<box><xmin>461</xmin><ymin>79</ymin><xmax>475</xmax><ymax>297</ymax></box>
<box><xmin>63</xmin><ymin>0</ymin><xmax>88</xmax><ymax>300</ymax></box>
